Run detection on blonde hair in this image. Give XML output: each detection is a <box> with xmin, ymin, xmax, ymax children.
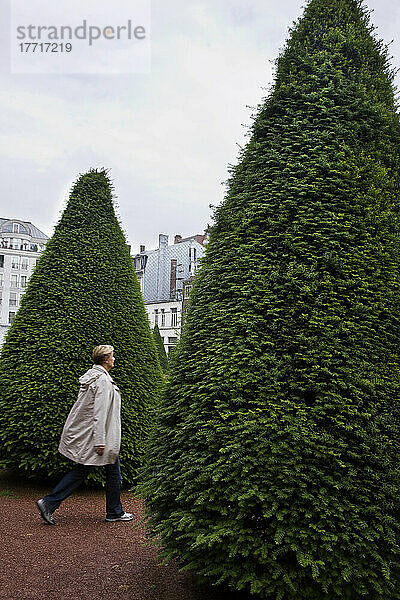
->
<box><xmin>92</xmin><ymin>345</ymin><xmax>114</xmax><ymax>365</ymax></box>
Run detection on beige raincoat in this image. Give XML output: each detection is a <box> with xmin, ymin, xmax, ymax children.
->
<box><xmin>58</xmin><ymin>365</ymin><xmax>121</xmax><ymax>466</ymax></box>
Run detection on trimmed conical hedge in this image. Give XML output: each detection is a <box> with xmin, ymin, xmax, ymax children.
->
<box><xmin>153</xmin><ymin>324</ymin><xmax>169</xmax><ymax>374</ymax></box>
<box><xmin>0</xmin><ymin>169</ymin><xmax>162</xmax><ymax>485</ymax></box>
<box><xmin>141</xmin><ymin>1</ymin><xmax>400</xmax><ymax>598</ymax></box>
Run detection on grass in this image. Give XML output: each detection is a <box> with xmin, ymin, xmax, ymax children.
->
<box><xmin>0</xmin><ymin>489</ymin><xmax>19</xmax><ymax>498</ymax></box>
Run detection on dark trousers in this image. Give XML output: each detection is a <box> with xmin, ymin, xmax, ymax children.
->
<box><xmin>43</xmin><ymin>458</ymin><xmax>123</xmax><ymax>519</ymax></box>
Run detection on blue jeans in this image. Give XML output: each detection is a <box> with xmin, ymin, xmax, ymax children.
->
<box><xmin>43</xmin><ymin>457</ymin><xmax>124</xmax><ymax>519</ymax></box>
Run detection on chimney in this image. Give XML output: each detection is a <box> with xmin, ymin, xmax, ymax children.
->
<box><xmin>174</xmin><ymin>234</ymin><xmax>182</xmax><ymax>244</ymax></box>
<box><xmin>140</xmin><ymin>245</ymin><xmax>146</xmax><ymax>253</ymax></box>
<box><xmin>194</xmin><ymin>235</ymin><xmax>206</xmax><ymax>246</ymax></box>
<box><xmin>159</xmin><ymin>234</ymin><xmax>169</xmax><ymax>248</ymax></box>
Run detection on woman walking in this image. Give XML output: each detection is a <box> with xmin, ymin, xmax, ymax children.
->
<box><xmin>36</xmin><ymin>345</ymin><xmax>133</xmax><ymax>525</ymax></box>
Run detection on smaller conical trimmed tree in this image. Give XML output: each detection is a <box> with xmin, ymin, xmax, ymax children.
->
<box><xmin>152</xmin><ymin>325</ymin><xmax>169</xmax><ymax>374</ymax></box>
<box><xmin>0</xmin><ymin>168</ymin><xmax>162</xmax><ymax>485</ymax></box>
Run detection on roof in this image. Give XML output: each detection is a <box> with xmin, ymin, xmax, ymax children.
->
<box><xmin>134</xmin><ymin>234</ymin><xmax>206</xmax><ymax>256</ymax></box>
<box><xmin>0</xmin><ymin>218</ymin><xmax>49</xmax><ymax>240</ymax></box>
<box><xmin>176</xmin><ymin>234</ymin><xmax>206</xmax><ymax>245</ymax></box>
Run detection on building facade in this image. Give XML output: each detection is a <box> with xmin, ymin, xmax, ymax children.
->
<box><xmin>147</xmin><ymin>300</ymin><xmax>182</xmax><ymax>355</ymax></box>
<box><xmin>133</xmin><ymin>233</ymin><xmax>206</xmax><ymax>353</ymax></box>
<box><xmin>133</xmin><ymin>233</ymin><xmax>206</xmax><ymax>303</ymax></box>
<box><xmin>0</xmin><ymin>218</ymin><xmax>48</xmax><ymax>344</ymax></box>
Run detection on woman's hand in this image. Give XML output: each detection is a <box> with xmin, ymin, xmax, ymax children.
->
<box><xmin>94</xmin><ymin>446</ymin><xmax>105</xmax><ymax>455</ymax></box>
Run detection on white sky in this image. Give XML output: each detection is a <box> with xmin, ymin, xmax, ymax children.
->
<box><xmin>1</xmin><ymin>0</ymin><xmax>400</xmax><ymax>252</ymax></box>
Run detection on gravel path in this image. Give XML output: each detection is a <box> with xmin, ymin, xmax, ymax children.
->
<box><xmin>0</xmin><ymin>474</ymin><xmax>250</xmax><ymax>600</ymax></box>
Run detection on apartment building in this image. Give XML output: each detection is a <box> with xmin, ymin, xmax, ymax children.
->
<box><xmin>0</xmin><ymin>218</ymin><xmax>48</xmax><ymax>344</ymax></box>
<box><xmin>133</xmin><ymin>233</ymin><xmax>206</xmax><ymax>353</ymax></box>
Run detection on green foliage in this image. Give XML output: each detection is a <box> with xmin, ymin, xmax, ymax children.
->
<box><xmin>141</xmin><ymin>1</ymin><xmax>400</xmax><ymax>598</ymax></box>
<box><xmin>153</xmin><ymin>325</ymin><xmax>169</xmax><ymax>374</ymax></box>
<box><xmin>0</xmin><ymin>169</ymin><xmax>163</xmax><ymax>486</ymax></box>
<box><xmin>0</xmin><ymin>490</ymin><xmax>18</xmax><ymax>498</ymax></box>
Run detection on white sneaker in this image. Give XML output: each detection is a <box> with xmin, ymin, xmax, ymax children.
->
<box><xmin>105</xmin><ymin>512</ymin><xmax>134</xmax><ymax>522</ymax></box>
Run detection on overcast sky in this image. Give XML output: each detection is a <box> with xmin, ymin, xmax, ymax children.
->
<box><xmin>1</xmin><ymin>0</ymin><xmax>400</xmax><ymax>252</ymax></box>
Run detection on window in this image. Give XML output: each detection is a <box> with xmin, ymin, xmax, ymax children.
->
<box><xmin>0</xmin><ymin>273</ymin><xmax>3</xmax><ymax>286</ymax></box>
<box><xmin>8</xmin><ymin>311</ymin><xmax>16</xmax><ymax>324</ymax></box>
<box><xmin>0</xmin><ymin>255</ymin><xmax>3</xmax><ymax>268</ymax></box>
<box><xmin>9</xmin><ymin>292</ymin><xmax>17</xmax><ymax>307</ymax></box>
<box><xmin>193</xmin><ymin>248</ymin><xmax>197</xmax><ymax>272</ymax></box>
<box><xmin>154</xmin><ymin>309</ymin><xmax>158</xmax><ymax>325</ymax></box>
<box><xmin>171</xmin><ymin>307</ymin><xmax>178</xmax><ymax>327</ymax></box>
<box><xmin>20</xmin><ymin>275</ymin><xmax>27</xmax><ymax>288</ymax></box>
<box><xmin>168</xmin><ymin>337</ymin><xmax>178</xmax><ymax>344</ymax></box>
<box><xmin>189</xmin><ymin>247</ymin><xmax>197</xmax><ymax>274</ymax></box>
<box><xmin>161</xmin><ymin>309</ymin><xmax>165</xmax><ymax>326</ymax></box>
<box><xmin>12</xmin><ymin>256</ymin><xmax>20</xmax><ymax>269</ymax></box>
<box><xmin>10</xmin><ymin>274</ymin><xmax>18</xmax><ymax>287</ymax></box>
<box><xmin>12</xmin><ymin>223</ymin><xmax>29</xmax><ymax>236</ymax></box>
<box><xmin>136</xmin><ymin>254</ymin><xmax>147</xmax><ymax>271</ymax></box>
<box><xmin>20</xmin><ymin>257</ymin><xmax>28</xmax><ymax>270</ymax></box>
<box><xmin>0</xmin><ymin>291</ymin><xmax>2</xmax><ymax>305</ymax></box>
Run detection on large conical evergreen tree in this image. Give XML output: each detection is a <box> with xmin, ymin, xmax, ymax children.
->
<box><xmin>141</xmin><ymin>1</ymin><xmax>400</xmax><ymax>598</ymax></box>
<box><xmin>0</xmin><ymin>169</ymin><xmax>162</xmax><ymax>485</ymax></box>
<box><xmin>153</xmin><ymin>325</ymin><xmax>169</xmax><ymax>374</ymax></box>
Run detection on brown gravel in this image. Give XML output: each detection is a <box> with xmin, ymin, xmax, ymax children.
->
<box><xmin>0</xmin><ymin>473</ymin><xmax>251</xmax><ymax>600</ymax></box>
